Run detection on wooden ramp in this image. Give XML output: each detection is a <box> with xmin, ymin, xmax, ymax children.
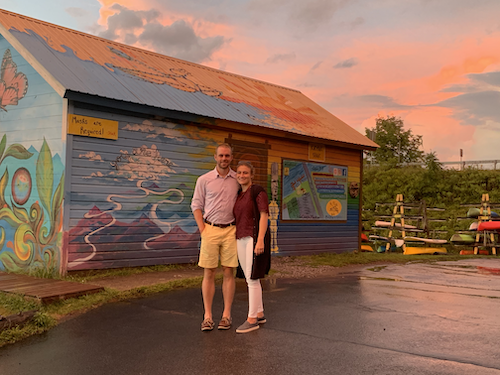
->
<box><xmin>0</xmin><ymin>272</ymin><xmax>104</xmax><ymax>304</ymax></box>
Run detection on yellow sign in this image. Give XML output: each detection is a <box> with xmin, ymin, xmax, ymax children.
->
<box><xmin>308</xmin><ymin>143</ymin><xmax>325</xmax><ymax>161</ymax></box>
<box><xmin>68</xmin><ymin>114</ymin><xmax>118</xmax><ymax>140</ymax></box>
<box><xmin>326</xmin><ymin>199</ymin><xmax>342</xmax><ymax>216</ymax></box>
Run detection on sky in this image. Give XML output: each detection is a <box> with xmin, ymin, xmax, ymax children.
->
<box><xmin>2</xmin><ymin>0</ymin><xmax>500</xmax><ymax>162</ymax></box>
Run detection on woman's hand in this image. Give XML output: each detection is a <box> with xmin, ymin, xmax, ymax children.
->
<box><xmin>254</xmin><ymin>239</ymin><xmax>265</xmax><ymax>255</ymax></box>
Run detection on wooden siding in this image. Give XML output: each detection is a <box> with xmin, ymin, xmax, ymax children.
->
<box><xmin>67</xmin><ymin>106</ymin><xmax>362</xmax><ymax>270</ymax></box>
<box><xmin>0</xmin><ymin>40</ymin><xmax>65</xmax><ymax>274</ymax></box>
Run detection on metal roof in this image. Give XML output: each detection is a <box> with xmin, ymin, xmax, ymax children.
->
<box><xmin>0</xmin><ymin>9</ymin><xmax>377</xmax><ymax>149</ymax></box>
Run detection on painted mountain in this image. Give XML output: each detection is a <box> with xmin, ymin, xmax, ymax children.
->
<box><xmin>68</xmin><ymin>205</ymin><xmax>200</xmax><ymax>260</ymax></box>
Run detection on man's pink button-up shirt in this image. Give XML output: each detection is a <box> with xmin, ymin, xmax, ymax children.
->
<box><xmin>191</xmin><ymin>167</ymin><xmax>239</xmax><ymax>225</ymax></box>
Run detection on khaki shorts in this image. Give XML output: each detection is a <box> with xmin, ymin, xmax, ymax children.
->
<box><xmin>198</xmin><ymin>224</ymin><xmax>238</xmax><ymax>269</ymax></box>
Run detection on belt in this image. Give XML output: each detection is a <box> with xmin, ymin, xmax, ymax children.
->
<box><xmin>204</xmin><ymin>219</ymin><xmax>235</xmax><ymax>228</ymax></box>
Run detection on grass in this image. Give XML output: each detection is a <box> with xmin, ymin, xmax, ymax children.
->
<box><xmin>292</xmin><ymin>251</ymin><xmax>487</xmax><ymax>268</ymax></box>
<box><xmin>0</xmin><ymin>292</ymin><xmax>41</xmax><ymax>316</ymax></box>
<box><xmin>64</xmin><ymin>263</ymin><xmax>195</xmax><ymax>283</ymax></box>
<box><xmin>0</xmin><ymin>312</ymin><xmax>57</xmax><ymax>346</ymax></box>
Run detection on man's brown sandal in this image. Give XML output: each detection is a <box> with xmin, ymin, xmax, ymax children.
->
<box><xmin>217</xmin><ymin>317</ymin><xmax>232</xmax><ymax>330</ymax></box>
<box><xmin>201</xmin><ymin>318</ymin><xmax>214</xmax><ymax>331</ymax></box>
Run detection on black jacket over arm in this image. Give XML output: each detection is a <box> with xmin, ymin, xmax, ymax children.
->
<box><xmin>236</xmin><ymin>184</ymin><xmax>271</xmax><ymax>280</ymax></box>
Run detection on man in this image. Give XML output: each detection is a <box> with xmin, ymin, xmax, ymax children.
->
<box><xmin>191</xmin><ymin>143</ymin><xmax>240</xmax><ymax>331</ymax></box>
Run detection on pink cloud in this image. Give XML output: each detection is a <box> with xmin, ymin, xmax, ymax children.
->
<box><xmin>92</xmin><ymin>0</ymin><xmax>500</xmax><ymax>161</ymax></box>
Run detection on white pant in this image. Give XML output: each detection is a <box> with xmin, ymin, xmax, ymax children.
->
<box><xmin>237</xmin><ymin>237</ymin><xmax>263</xmax><ymax>318</ymax></box>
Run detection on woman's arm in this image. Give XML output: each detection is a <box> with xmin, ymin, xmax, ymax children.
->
<box><xmin>254</xmin><ymin>211</ymin><xmax>269</xmax><ymax>255</ymax></box>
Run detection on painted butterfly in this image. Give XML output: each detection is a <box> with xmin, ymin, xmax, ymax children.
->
<box><xmin>0</xmin><ymin>49</ymin><xmax>28</xmax><ymax>111</ymax></box>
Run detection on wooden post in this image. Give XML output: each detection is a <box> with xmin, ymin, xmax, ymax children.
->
<box><xmin>486</xmin><ymin>194</ymin><xmax>497</xmax><ymax>255</ymax></box>
<box><xmin>474</xmin><ymin>194</ymin><xmax>497</xmax><ymax>255</ymax></box>
<box><xmin>386</xmin><ymin>194</ymin><xmax>405</xmax><ymax>252</ymax></box>
<box><xmin>474</xmin><ymin>194</ymin><xmax>484</xmax><ymax>255</ymax></box>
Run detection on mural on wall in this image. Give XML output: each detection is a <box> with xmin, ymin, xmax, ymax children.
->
<box><xmin>67</xmin><ymin>120</ymin><xmax>220</xmax><ymax>269</ymax></box>
<box><xmin>0</xmin><ymin>135</ymin><xmax>64</xmax><ymax>273</ymax></box>
<box><xmin>0</xmin><ymin>42</ymin><xmax>65</xmax><ymax>274</ymax></box>
<box><xmin>0</xmin><ymin>49</ymin><xmax>28</xmax><ymax>111</ymax></box>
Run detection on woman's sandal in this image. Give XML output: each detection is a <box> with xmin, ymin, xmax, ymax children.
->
<box><xmin>201</xmin><ymin>318</ymin><xmax>215</xmax><ymax>331</ymax></box>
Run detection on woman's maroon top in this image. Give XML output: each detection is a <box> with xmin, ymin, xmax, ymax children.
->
<box><xmin>233</xmin><ymin>186</ymin><xmax>269</xmax><ymax>240</ymax></box>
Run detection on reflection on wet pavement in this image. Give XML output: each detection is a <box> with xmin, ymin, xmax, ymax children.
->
<box><xmin>356</xmin><ymin>259</ymin><xmax>500</xmax><ymax>370</ymax></box>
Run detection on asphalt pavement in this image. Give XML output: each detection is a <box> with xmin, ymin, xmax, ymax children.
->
<box><xmin>1</xmin><ymin>259</ymin><xmax>500</xmax><ymax>375</ymax></box>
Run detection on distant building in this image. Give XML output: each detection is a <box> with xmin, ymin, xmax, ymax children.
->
<box><xmin>0</xmin><ymin>9</ymin><xmax>377</xmax><ymax>274</ymax></box>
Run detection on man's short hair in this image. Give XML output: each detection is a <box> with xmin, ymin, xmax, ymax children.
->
<box><xmin>215</xmin><ymin>143</ymin><xmax>233</xmax><ymax>155</ymax></box>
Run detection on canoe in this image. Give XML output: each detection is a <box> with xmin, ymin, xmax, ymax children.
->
<box><xmin>404</xmin><ymin>236</ymin><xmax>447</xmax><ymax>244</ymax></box>
<box><xmin>469</xmin><ymin>222</ymin><xmax>478</xmax><ymax>231</ymax></box>
<box><xmin>404</xmin><ymin>247</ymin><xmax>447</xmax><ymax>255</ymax></box>
<box><xmin>449</xmin><ymin>233</ymin><xmax>475</xmax><ymax>244</ymax></box>
<box><xmin>361</xmin><ymin>233</ymin><xmax>369</xmax><ymax>242</ymax></box>
<box><xmin>374</xmin><ymin>221</ymin><xmax>417</xmax><ymax>229</ymax></box>
<box><xmin>478</xmin><ymin>221</ymin><xmax>500</xmax><ymax>231</ymax></box>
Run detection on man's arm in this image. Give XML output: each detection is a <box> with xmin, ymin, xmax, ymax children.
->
<box><xmin>191</xmin><ymin>176</ymin><xmax>206</xmax><ymax>234</ymax></box>
<box><xmin>193</xmin><ymin>209</ymin><xmax>205</xmax><ymax>234</ymax></box>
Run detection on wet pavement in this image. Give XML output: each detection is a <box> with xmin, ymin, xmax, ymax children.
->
<box><xmin>2</xmin><ymin>259</ymin><xmax>500</xmax><ymax>374</ymax></box>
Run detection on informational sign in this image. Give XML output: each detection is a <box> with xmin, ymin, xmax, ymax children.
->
<box><xmin>308</xmin><ymin>143</ymin><xmax>325</xmax><ymax>161</ymax></box>
<box><xmin>68</xmin><ymin>114</ymin><xmax>118</xmax><ymax>140</ymax></box>
<box><xmin>282</xmin><ymin>160</ymin><xmax>348</xmax><ymax>221</ymax></box>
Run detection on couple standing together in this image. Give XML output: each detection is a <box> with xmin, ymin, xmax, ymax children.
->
<box><xmin>191</xmin><ymin>143</ymin><xmax>271</xmax><ymax>334</ymax></box>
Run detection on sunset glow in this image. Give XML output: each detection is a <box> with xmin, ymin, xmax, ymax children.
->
<box><xmin>3</xmin><ymin>0</ymin><xmax>500</xmax><ymax>162</ymax></box>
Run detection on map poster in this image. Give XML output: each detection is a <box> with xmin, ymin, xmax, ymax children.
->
<box><xmin>282</xmin><ymin>160</ymin><xmax>348</xmax><ymax>221</ymax></box>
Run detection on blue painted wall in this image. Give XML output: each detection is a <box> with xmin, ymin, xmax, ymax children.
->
<box><xmin>0</xmin><ymin>38</ymin><xmax>65</xmax><ymax>274</ymax></box>
<box><xmin>66</xmin><ymin>107</ymin><xmax>362</xmax><ymax>270</ymax></box>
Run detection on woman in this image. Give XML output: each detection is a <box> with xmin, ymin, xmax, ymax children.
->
<box><xmin>233</xmin><ymin>161</ymin><xmax>271</xmax><ymax>334</ymax></box>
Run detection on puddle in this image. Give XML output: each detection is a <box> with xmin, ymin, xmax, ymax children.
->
<box><xmin>477</xmin><ymin>266</ymin><xmax>500</xmax><ymax>276</ymax></box>
<box><xmin>360</xmin><ymin>276</ymin><xmax>399</xmax><ymax>282</ymax></box>
<box><xmin>367</xmin><ymin>266</ymin><xmax>387</xmax><ymax>272</ymax></box>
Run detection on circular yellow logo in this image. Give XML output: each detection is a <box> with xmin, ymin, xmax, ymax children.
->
<box><xmin>326</xmin><ymin>199</ymin><xmax>342</xmax><ymax>216</ymax></box>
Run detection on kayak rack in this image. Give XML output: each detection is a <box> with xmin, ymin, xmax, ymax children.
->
<box><xmin>370</xmin><ymin>195</ymin><xmax>448</xmax><ymax>254</ymax></box>
<box><xmin>453</xmin><ymin>194</ymin><xmax>500</xmax><ymax>255</ymax></box>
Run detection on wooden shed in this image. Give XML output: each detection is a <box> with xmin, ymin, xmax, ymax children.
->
<box><xmin>0</xmin><ymin>9</ymin><xmax>377</xmax><ymax>274</ymax></box>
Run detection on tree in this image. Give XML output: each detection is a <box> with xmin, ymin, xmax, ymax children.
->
<box><xmin>365</xmin><ymin>116</ymin><xmax>424</xmax><ymax>165</ymax></box>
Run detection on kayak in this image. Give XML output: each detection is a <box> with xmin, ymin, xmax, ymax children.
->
<box><xmin>377</xmin><ymin>245</ymin><xmax>398</xmax><ymax>253</ymax></box>
<box><xmin>467</xmin><ymin>208</ymin><xmax>499</xmax><ymax>218</ymax></box>
<box><xmin>369</xmin><ymin>235</ymin><xmax>404</xmax><ymax>247</ymax></box>
<box><xmin>459</xmin><ymin>249</ymin><xmax>489</xmax><ymax>255</ymax></box>
<box><xmin>449</xmin><ymin>233</ymin><xmax>475</xmax><ymax>244</ymax></box>
<box><xmin>404</xmin><ymin>247</ymin><xmax>447</xmax><ymax>255</ymax></box>
<box><xmin>404</xmin><ymin>236</ymin><xmax>447</xmax><ymax>244</ymax></box>
<box><xmin>360</xmin><ymin>244</ymin><xmax>374</xmax><ymax>252</ymax></box>
<box><xmin>374</xmin><ymin>221</ymin><xmax>417</xmax><ymax>230</ymax></box>
<box><xmin>478</xmin><ymin>221</ymin><xmax>500</xmax><ymax>231</ymax></box>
